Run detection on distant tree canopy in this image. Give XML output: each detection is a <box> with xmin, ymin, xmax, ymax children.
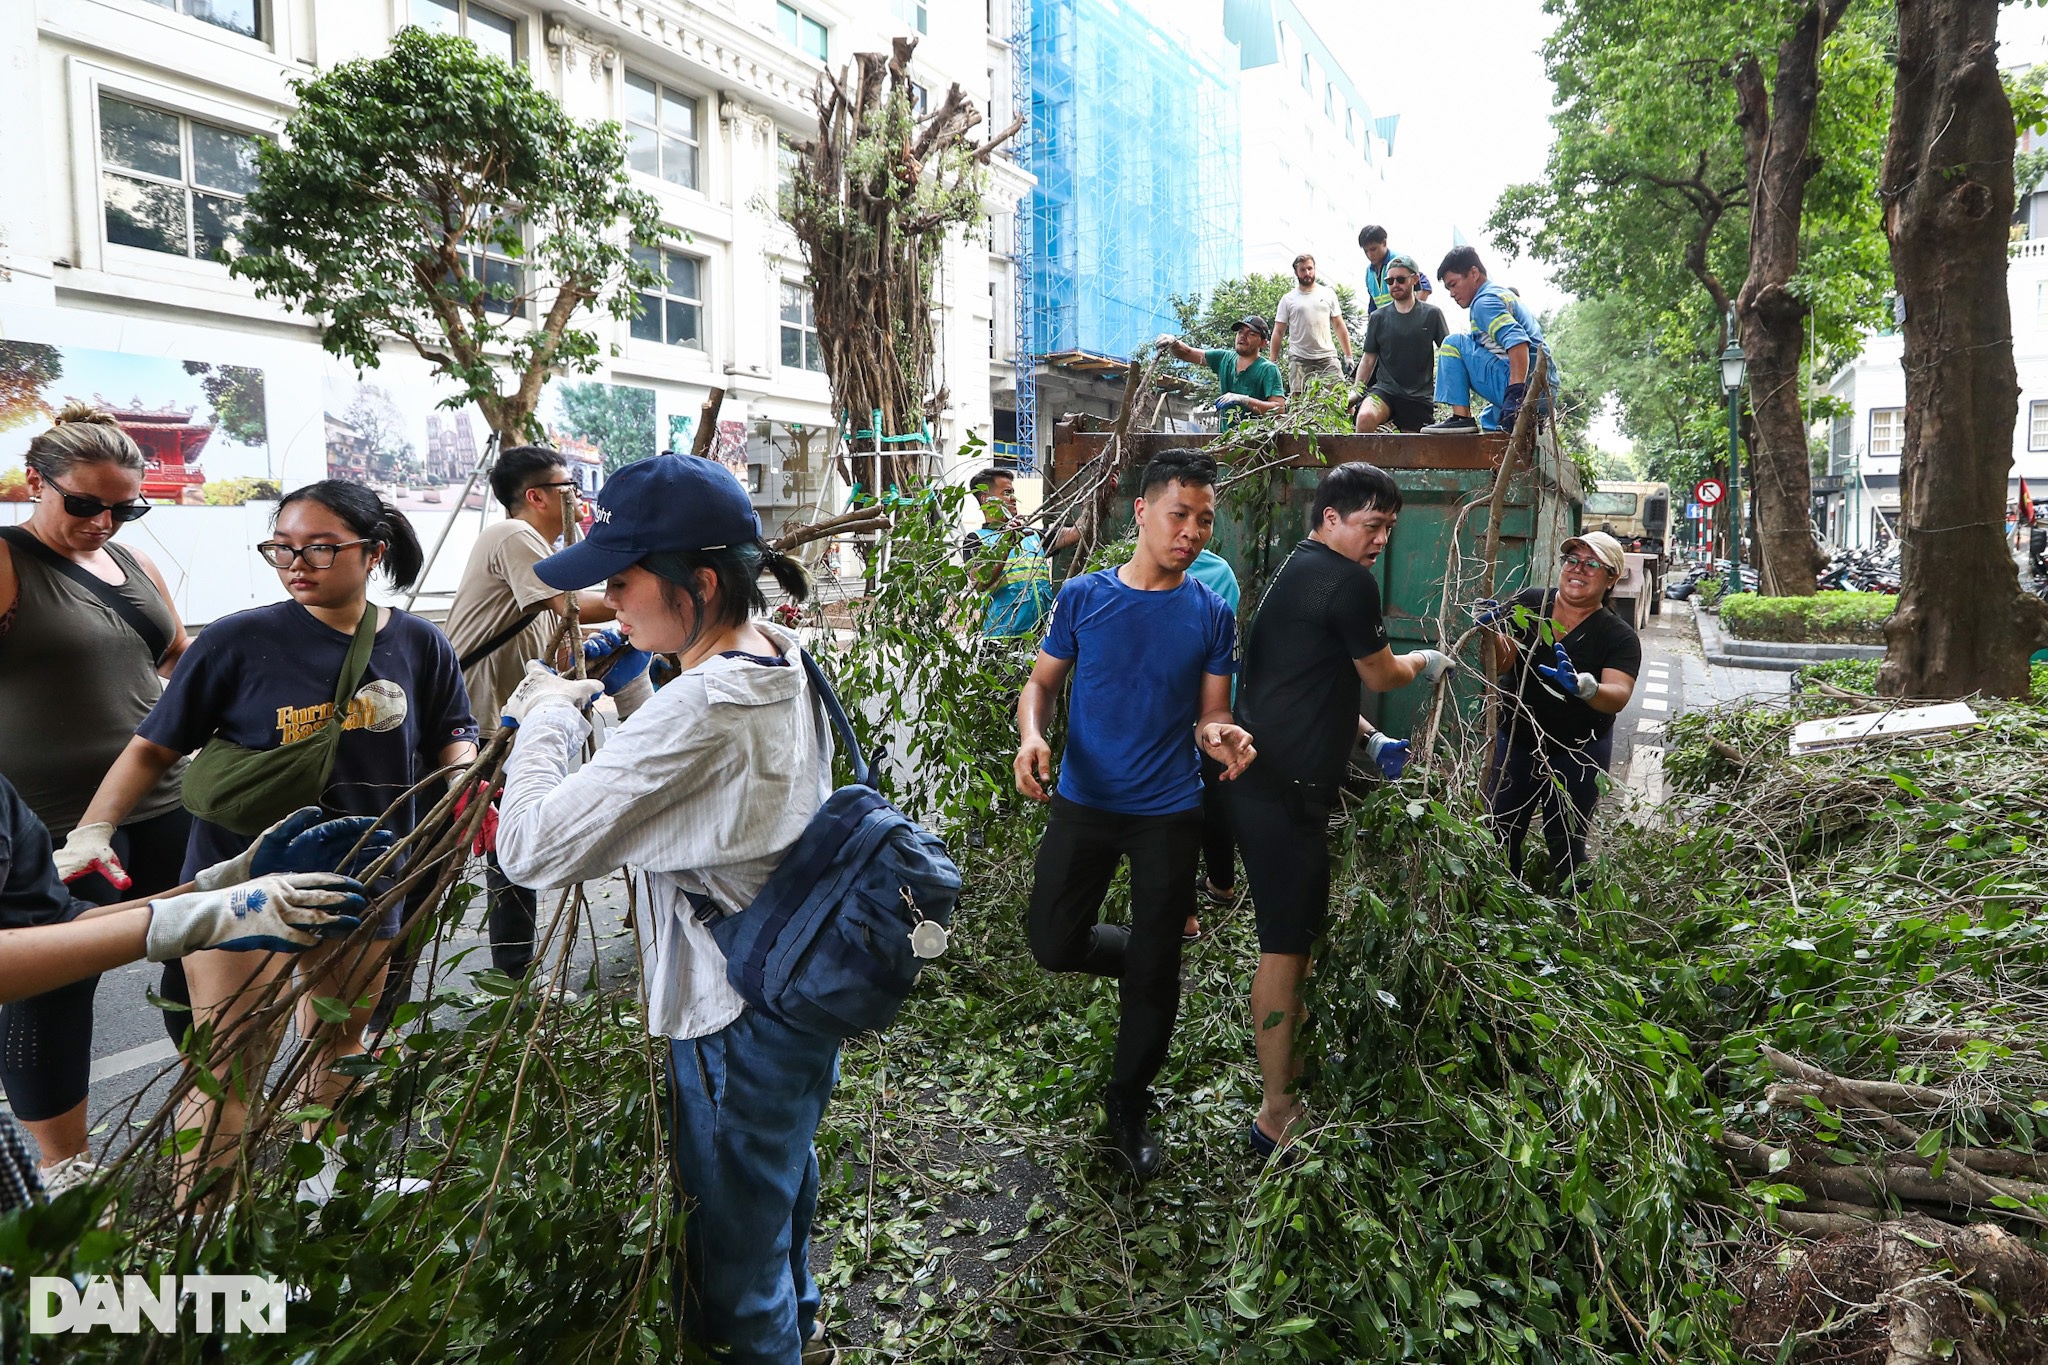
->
<box><xmin>1167</xmin><ymin>272</ymin><xmax>1365</xmax><ymax>398</ymax></box>
<box><xmin>553</xmin><ymin>381</ymin><xmax>656</xmax><ymax>476</ymax></box>
<box><xmin>183</xmin><ymin>361</ymin><xmax>268</xmax><ymax>447</ymax></box>
<box><xmin>0</xmin><ymin>341</ymin><xmax>62</xmax><ymax>434</ymax></box>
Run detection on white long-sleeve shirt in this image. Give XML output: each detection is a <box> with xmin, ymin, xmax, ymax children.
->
<box><xmin>495</xmin><ymin>622</ymin><xmax>833</xmax><ymax>1039</ymax></box>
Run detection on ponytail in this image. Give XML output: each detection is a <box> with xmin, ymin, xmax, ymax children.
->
<box><xmin>759</xmin><ymin>543</ymin><xmax>811</xmax><ymax>604</ymax></box>
<box><xmin>276</xmin><ymin>480</ymin><xmax>426</xmax><ymax>592</ymax></box>
<box><xmin>644</xmin><ymin>537</ymin><xmax>810</xmax><ymax>650</ymax></box>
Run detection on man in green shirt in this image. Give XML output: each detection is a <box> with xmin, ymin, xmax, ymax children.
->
<box><xmin>1157</xmin><ymin>317</ymin><xmax>1286</xmax><ymax>425</ymax></box>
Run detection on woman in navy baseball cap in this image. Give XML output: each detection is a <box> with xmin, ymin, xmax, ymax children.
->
<box><xmin>490</xmin><ymin>452</ymin><xmax>843</xmax><ymax>1362</ymax></box>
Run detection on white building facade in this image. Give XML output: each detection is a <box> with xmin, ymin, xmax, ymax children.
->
<box><xmin>0</xmin><ymin>0</ymin><xmax>1029</xmax><ymax>622</ymax></box>
<box><xmin>1822</xmin><ymin>238</ymin><xmax>2048</xmax><ymax>549</ymax></box>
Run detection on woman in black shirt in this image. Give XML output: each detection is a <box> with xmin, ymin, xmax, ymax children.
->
<box><xmin>1483</xmin><ymin>533</ymin><xmax>1641</xmax><ymax>890</ymax></box>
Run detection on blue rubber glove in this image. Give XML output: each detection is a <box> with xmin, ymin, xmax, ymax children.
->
<box><xmin>194</xmin><ymin>808</ymin><xmax>395</xmax><ymax>892</ymax></box>
<box><xmin>1535</xmin><ymin>643</ymin><xmax>1598</xmax><ymax>701</ymax></box>
<box><xmin>582</xmin><ymin>628</ymin><xmax>653</xmax><ymax>696</ymax></box>
<box><xmin>1365</xmin><ymin>733</ymin><xmax>1410</xmax><ymax>780</ymax></box>
<box><xmin>144</xmin><ymin>874</ymin><xmax>368</xmax><ymax>960</ymax></box>
<box><xmin>1498</xmin><ymin>381</ymin><xmax>1529</xmax><ymax>430</ymax></box>
<box><xmin>1471</xmin><ymin>597</ymin><xmax>1509</xmax><ymax>628</ymax></box>
<box><xmin>1216</xmin><ymin>393</ymin><xmax>1252</xmax><ymax>411</ymax></box>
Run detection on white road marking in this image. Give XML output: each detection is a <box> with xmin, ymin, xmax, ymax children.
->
<box><xmin>89</xmin><ymin>1040</ymin><xmax>180</xmax><ymax>1085</ymax></box>
<box><xmin>1645</xmin><ymin>682</ymin><xmax>1669</xmax><ymax>693</ymax></box>
<box><xmin>1641</xmin><ymin>697</ymin><xmax>1670</xmax><ymax>713</ymax></box>
<box><xmin>1635</xmin><ymin>720</ymin><xmax>1665</xmax><ymax>736</ymax></box>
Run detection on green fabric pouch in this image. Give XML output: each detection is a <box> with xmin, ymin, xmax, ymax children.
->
<box><xmin>180</xmin><ymin>602</ymin><xmax>378</xmax><ymax>836</ymax></box>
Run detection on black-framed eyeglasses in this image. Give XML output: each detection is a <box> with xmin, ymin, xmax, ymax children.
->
<box><xmin>47</xmin><ymin>479</ymin><xmax>152</xmax><ymax>523</ymax></box>
<box><xmin>1560</xmin><ymin>553</ymin><xmax>1609</xmax><ymax>573</ymax></box>
<box><xmin>256</xmin><ymin>539</ymin><xmax>373</xmax><ymax>569</ymax></box>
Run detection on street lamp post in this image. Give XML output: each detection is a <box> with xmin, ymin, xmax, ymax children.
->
<box><xmin>1720</xmin><ymin>337</ymin><xmax>1748</xmax><ymax>594</ymax></box>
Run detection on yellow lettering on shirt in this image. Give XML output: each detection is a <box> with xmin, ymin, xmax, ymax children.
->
<box><xmin>274</xmin><ymin>696</ymin><xmax>377</xmax><ymax>745</ymax></box>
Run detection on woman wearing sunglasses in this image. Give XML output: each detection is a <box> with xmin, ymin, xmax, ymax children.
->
<box><xmin>1479</xmin><ymin>531</ymin><xmax>1640</xmax><ymax>891</ymax></box>
<box><xmin>0</xmin><ymin>402</ymin><xmax>193</xmax><ymax>1195</ymax></box>
<box><xmin>64</xmin><ymin>480</ymin><xmax>477</xmax><ymax>1199</ymax></box>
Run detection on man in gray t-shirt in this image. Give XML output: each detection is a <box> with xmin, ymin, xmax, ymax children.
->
<box><xmin>1353</xmin><ymin>254</ymin><xmax>1448</xmax><ymax>433</ymax></box>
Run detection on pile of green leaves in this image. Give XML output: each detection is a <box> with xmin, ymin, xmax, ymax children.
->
<box><xmin>1718</xmin><ymin>591</ymin><xmax>1894</xmax><ymax>643</ymax></box>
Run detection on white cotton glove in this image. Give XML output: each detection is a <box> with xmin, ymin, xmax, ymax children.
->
<box><xmin>1153</xmin><ymin>333</ymin><xmax>1178</xmax><ymax>353</ymax></box>
<box><xmin>145</xmin><ymin>873</ymin><xmax>369</xmax><ymax>962</ymax></box>
<box><xmin>500</xmin><ymin>661</ymin><xmax>605</xmax><ymax>731</ymax></box>
<box><xmin>1412</xmin><ymin>649</ymin><xmax>1454</xmax><ymax>682</ymax></box>
<box><xmin>54</xmin><ymin>823</ymin><xmax>129</xmax><ymax>889</ymax></box>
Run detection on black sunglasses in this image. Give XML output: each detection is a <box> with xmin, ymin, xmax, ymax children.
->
<box><xmin>48</xmin><ymin>479</ymin><xmax>152</xmax><ymax>523</ymax></box>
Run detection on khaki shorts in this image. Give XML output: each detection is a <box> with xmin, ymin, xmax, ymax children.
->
<box><xmin>1287</xmin><ymin>354</ymin><xmax>1349</xmax><ymax>396</ymax></box>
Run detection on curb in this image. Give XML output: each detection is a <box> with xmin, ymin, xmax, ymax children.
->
<box><xmin>1694</xmin><ymin>603</ymin><xmax>1882</xmax><ymax>666</ymax></box>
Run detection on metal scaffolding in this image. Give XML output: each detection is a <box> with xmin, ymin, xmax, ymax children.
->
<box><xmin>1014</xmin><ymin>0</ymin><xmax>1241</xmax><ymax>470</ymax></box>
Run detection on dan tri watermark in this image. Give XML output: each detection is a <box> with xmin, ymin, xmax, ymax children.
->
<box><xmin>29</xmin><ymin>1275</ymin><xmax>288</xmax><ymax>1334</ymax></box>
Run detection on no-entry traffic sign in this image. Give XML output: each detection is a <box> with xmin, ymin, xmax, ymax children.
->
<box><xmin>1694</xmin><ymin>478</ymin><xmax>1727</xmax><ymax>506</ymax></box>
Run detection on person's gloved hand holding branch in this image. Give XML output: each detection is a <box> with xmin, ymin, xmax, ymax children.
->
<box><xmin>582</xmin><ymin>628</ymin><xmax>653</xmax><ymax>696</ymax></box>
<box><xmin>1411</xmin><ymin>649</ymin><xmax>1454</xmax><ymax>682</ymax></box>
<box><xmin>501</xmin><ymin>660</ymin><xmax>605</xmax><ymax>730</ymax></box>
<box><xmin>1535</xmin><ymin>643</ymin><xmax>1599</xmax><ymax>701</ymax></box>
<box><xmin>145</xmin><ymin>873</ymin><xmax>368</xmax><ymax>961</ymax></box>
<box><xmin>1499</xmin><ymin>381</ymin><xmax>1529</xmax><ymax>430</ymax></box>
<box><xmin>1365</xmin><ymin>732</ymin><xmax>1409</xmax><ymax>780</ymax></box>
<box><xmin>194</xmin><ymin>807</ymin><xmax>395</xmax><ymax>892</ymax></box>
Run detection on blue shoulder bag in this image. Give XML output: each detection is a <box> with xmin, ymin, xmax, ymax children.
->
<box><xmin>697</xmin><ymin>651</ymin><xmax>962</xmax><ymax>1039</ymax></box>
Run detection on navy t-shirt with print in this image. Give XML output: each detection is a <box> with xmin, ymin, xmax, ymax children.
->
<box><xmin>138</xmin><ymin>602</ymin><xmax>478</xmax><ymax>879</ymax></box>
<box><xmin>1040</xmin><ymin>568</ymin><xmax>1237</xmax><ymax>817</ymax></box>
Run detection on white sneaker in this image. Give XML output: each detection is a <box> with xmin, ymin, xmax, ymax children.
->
<box><xmin>40</xmin><ymin>1154</ymin><xmax>103</xmax><ymax>1198</ymax></box>
<box><xmin>296</xmin><ymin>1145</ymin><xmax>430</xmax><ymax>1206</ymax></box>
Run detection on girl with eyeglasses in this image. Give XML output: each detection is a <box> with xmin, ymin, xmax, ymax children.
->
<box><xmin>0</xmin><ymin>402</ymin><xmax>193</xmax><ymax>1197</ymax></box>
<box><xmin>65</xmin><ymin>479</ymin><xmax>477</xmax><ymax>1200</ymax></box>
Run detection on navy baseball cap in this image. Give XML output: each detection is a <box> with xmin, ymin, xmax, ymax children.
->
<box><xmin>533</xmin><ymin>452</ymin><xmax>762</xmax><ymax>590</ymax></box>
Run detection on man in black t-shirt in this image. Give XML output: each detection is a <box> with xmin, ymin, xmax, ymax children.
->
<box><xmin>1483</xmin><ymin>531</ymin><xmax>1642</xmax><ymax>890</ymax></box>
<box><xmin>1229</xmin><ymin>463</ymin><xmax>1453</xmax><ymax>1156</ymax></box>
<box><xmin>1352</xmin><ymin>255</ymin><xmax>1448</xmax><ymax>433</ymax></box>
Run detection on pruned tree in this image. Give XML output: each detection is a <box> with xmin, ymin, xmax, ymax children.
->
<box><xmin>231</xmin><ymin>26</ymin><xmax>661</xmax><ymax>446</ymax></box>
<box><xmin>1878</xmin><ymin>0</ymin><xmax>2048</xmax><ymax>697</ymax></box>
<box><xmin>783</xmin><ymin>37</ymin><xmax>1020</xmax><ymax>495</ymax></box>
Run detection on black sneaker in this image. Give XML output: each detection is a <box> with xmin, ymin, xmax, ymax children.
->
<box><xmin>1421</xmin><ymin>415</ymin><xmax>1480</xmax><ymax>434</ymax></box>
<box><xmin>1104</xmin><ymin>1094</ymin><xmax>1163</xmax><ymax>1182</ymax></box>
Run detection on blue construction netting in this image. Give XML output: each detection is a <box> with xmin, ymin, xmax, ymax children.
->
<box><xmin>1011</xmin><ymin>0</ymin><xmax>1037</xmax><ymax>473</ymax></box>
<box><xmin>1017</xmin><ymin>0</ymin><xmax>1242</xmax><ymax>441</ymax></box>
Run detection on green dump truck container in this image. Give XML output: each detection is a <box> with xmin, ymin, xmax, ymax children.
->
<box><xmin>1047</xmin><ymin>424</ymin><xmax>1583</xmax><ymax>741</ymax></box>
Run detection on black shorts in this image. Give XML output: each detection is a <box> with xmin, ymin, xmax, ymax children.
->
<box><xmin>1225</xmin><ymin>782</ymin><xmax>1334</xmax><ymax>955</ymax></box>
<box><xmin>1363</xmin><ymin>390</ymin><xmax>1434</xmax><ymax>432</ymax></box>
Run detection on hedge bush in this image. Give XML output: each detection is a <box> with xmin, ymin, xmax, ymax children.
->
<box><xmin>1718</xmin><ymin>591</ymin><xmax>1893</xmax><ymax>643</ymax></box>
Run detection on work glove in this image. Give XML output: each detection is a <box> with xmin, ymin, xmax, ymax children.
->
<box><xmin>145</xmin><ymin>873</ymin><xmax>367</xmax><ymax>961</ymax></box>
<box><xmin>1365</xmin><ymin>732</ymin><xmax>1410</xmax><ymax>780</ymax></box>
<box><xmin>1470</xmin><ymin>597</ymin><xmax>1510</xmax><ymax>628</ymax></box>
<box><xmin>1412</xmin><ymin>649</ymin><xmax>1454</xmax><ymax>682</ymax></box>
<box><xmin>582</xmin><ymin>628</ymin><xmax>653</xmax><ymax>696</ymax></box>
<box><xmin>1153</xmin><ymin>333</ymin><xmax>1178</xmax><ymax>353</ymax></box>
<box><xmin>1536</xmin><ymin>644</ymin><xmax>1599</xmax><ymax>701</ymax></box>
<box><xmin>194</xmin><ymin>807</ymin><xmax>395</xmax><ymax>893</ymax></box>
<box><xmin>1216</xmin><ymin>393</ymin><xmax>1252</xmax><ymax>411</ymax></box>
<box><xmin>1498</xmin><ymin>381</ymin><xmax>1529</xmax><ymax>430</ymax></box>
<box><xmin>54</xmin><ymin>822</ymin><xmax>128</xmax><ymax>889</ymax></box>
<box><xmin>501</xmin><ymin>660</ymin><xmax>605</xmax><ymax>730</ymax></box>
<box><xmin>451</xmin><ymin>782</ymin><xmax>499</xmax><ymax>857</ymax></box>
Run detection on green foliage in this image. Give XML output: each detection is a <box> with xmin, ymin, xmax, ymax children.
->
<box><xmin>2010</xmin><ymin>64</ymin><xmax>2048</xmax><ymax>200</ymax></box>
<box><xmin>1719</xmin><ymin>590</ymin><xmax>1893</xmax><ymax>642</ymax></box>
<box><xmin>199</xmin><ymin>476</ymin><xmax>282</xmax><ymax>505</ymax></box>
<box><xmin>182</xmin><ymin>361</ymin><xmax>268</xmax><ymax>447</ymax></box>
<box><xmin>229</xmin><ymin>27</ymin><xmax>661</xmax><ymax>439</ymax></box>
<box><xmin>553</xmin><ymin>380</ymin><xmax>657</xmax><ymax>475</ymax></box>
<box><xmin>1491</xmin><ymin>0</ymin><xmax>1893</xmax><ymax>490</ymax></box>
<box><xmin>0</xmin><ymin>340</ymin><xmax>62</xmax><ymax>434</ymax></box>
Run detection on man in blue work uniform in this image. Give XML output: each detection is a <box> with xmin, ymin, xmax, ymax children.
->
<box><xmin>1423</xmin><ymin>246</ymin><xmax>1553</xmax><ymax>435</ymax></box>
<box><xmin>1358</xmin><ymin>225</ymin><xmax>1433</xmax><ymax>314</ymax></box>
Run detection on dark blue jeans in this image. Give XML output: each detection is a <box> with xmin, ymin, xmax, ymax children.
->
<box><xmin>667</xmin><ymin>1009</ymin><xmax>840</xmax><ymax>1363</ymax></box>
<box><xmin>1488</xmin><ymin>729</ymin><xmax>1613</xmax><ymax>891</ymax></box>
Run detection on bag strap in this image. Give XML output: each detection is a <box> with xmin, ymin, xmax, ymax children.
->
<box><xmin>457</xmin><ymin>607</ymin><xmax>543</xmax><ymax>672</ymax></box>
<box><xmin>799</xmin><ymin>649</ymin><xmax>873</xmax><ymax>788</ymax></box>
<box><xmin>330</xmin><ymin>600</ymin><xmax>379</xmax><ymax>717</ymax></box>
<box><xmin>0</xmin><ymin>525</ymin><xmax>170</xmax><ymax>666</ymax></box>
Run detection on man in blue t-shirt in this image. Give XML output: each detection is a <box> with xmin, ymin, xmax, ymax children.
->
<box><xmin>1013</xmin><ymin>449</ymin><xmax>1256</xmax><ymax>1181</ymax></box>
<box><xmin>963</xmin><ymin>467</ymin><xmax>1079</xmax><ymax>642</ymax></box>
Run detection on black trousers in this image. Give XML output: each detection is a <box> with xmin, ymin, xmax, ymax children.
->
<box><xmin>1488</xmin><ymin>729</ymin><xmax>1613</xmax><ymax>891</ymax></box>
<box><xmin>1198</xmin><ymin>757</ymin><xmax>1235</xmax><ymax>892</ymax></box>
<box><xmin>1025</xmin><ymin>795</ymin><xmax>1201</xmax><ymax>1109</ymax></box>
<box><xmin>487</xmin><ymin>850</ymin><xmax>541</xmax><ymax>977</ymax></box>
<box><xmin>0</xmin><ymin>808</ymin><xmax>191</xmax><ymax>1120</ymax></box>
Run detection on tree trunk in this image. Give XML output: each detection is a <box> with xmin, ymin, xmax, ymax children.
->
<box><xmin>1879</xmin><ymin>0</ymin><xmax>2048</xmax><ymax>697</ymax></box>
<box><xmin>1730</xmin><ymin>0</ymin><xmax>1848</xmax><ymax>597</ymax></box>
